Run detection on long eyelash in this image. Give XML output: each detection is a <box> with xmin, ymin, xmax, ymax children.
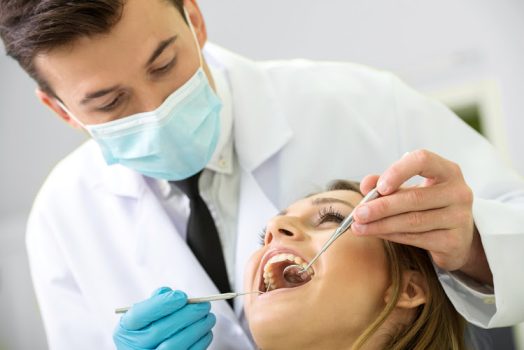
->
<box><xmin>317</xmin><ymin>206</ymin><xmax>345</xmax><ymax>225</ymax></box>
<box><xmin>258</xmin><ymin>226</ymin><xmax>267</xmax><ymax>246</ymax></box>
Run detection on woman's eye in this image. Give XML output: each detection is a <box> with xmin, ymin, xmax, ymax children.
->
<box><xmin>317</xmin><ymin>206</ymin><xmax>345</xmax><ymax>225</ymax></box>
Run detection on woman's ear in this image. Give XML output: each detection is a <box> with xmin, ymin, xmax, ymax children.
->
<box><xmin>385</xmin><ymin>270</ymin><xmax>428</xmax><ymax>309</ymax></box>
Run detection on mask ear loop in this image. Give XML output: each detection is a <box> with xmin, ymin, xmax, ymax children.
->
<box><xmin>183</xmin><ymin>7</ymin><xmax>204</xmax><ymax>69</ymax></box>
<box><xmin>56</xmin><ymin>100</ymin><xmax>94</xmax><ymax>135</ymax></box>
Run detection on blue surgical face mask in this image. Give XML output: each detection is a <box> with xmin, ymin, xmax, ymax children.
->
<box><xmin>59</xmin><ymin>11</ymin><xmax>222</xmax><ymax>181</ymax></box>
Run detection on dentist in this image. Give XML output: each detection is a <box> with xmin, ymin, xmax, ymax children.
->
<box><xmin>1</xmin><ymin>0</ymin><xmax>524</xmax><ymax>349</ymax></box>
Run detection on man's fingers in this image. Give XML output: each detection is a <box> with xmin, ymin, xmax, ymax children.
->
<box><xmin>352</xmin><ymin>207</ymin><xmax>462</xmax><ymax>235</ymax></box>
<box><xmin>158</xmin><ymin>313</ymin><xmax>216</xmax><ymax>350</ymax></box>
<box><xmin>360</xmin><ymin>174</ymin><xmax>380</xmax><ymax>195</ymax></box>
<box><xmin>188</xmin><ymin>332</ymin><xmax>214</xmax><ymax>350</ymax></box>
<box><xmin>121</xmin><ymin>290</ymin><xmax>187</xmax><ymax>330</ymax></box>
<box><xmin>118</xmin><ymin>302</ymin><xmax>212</xmax><ymax>349</ymax></box>
<box><xmin>377</xmin><ymin>150</ymin><xmax>462</xmax><ymax>195</ymax></box>
<box><xmin>375</xmin><ymin>229</ymin><xmax>467</xmax><ymax>271</ymax></box>
<box><xmin>374</xmin><ymin>230</ymin><xmax>452</xmax><ymax>254</ymax></box>
<box><xmin>353</xmin><ymin>184</ymin><xmax>462</xmax><ymax>224</ymax></box>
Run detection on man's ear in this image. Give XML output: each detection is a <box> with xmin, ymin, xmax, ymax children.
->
<box><xmin>184</xmin><ymin>0</ymin><xmax>207</xmax><ymax>48</ymax></box>
<box><xmin>35</xmin><ymin>88</ymin><xmax>82</xmax><ymax>129</ymax></box>
<box><xmin>385</xmin><ymin>270</ymin><xmax>428</xmax><ymax>309</ymax></box>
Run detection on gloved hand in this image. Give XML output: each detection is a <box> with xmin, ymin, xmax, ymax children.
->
<box><xmin>113</xmin><ymin>287</ymin><xmax>216</xmax><ymax>350</ymax></box>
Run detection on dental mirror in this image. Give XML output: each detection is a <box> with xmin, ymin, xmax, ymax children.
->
<box><xmin>283</xmin><ymin>264</ymin><xmax>311</xmax><ymax>283</ymax></box>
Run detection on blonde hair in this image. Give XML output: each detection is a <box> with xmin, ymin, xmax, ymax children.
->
<box><xmin>327</xmin><ymin>180</ymin><xmax>466</xmax><ymax>350</ymax></box>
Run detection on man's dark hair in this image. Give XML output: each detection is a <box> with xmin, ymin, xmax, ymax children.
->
<box><xmin>0</xmin><ymin>0</ymin><xmax>185</xmax><ymax>96</ymax></box>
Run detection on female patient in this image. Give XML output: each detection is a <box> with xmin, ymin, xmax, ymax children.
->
<box><xmin>243</xmin><ymin>180</ymin><xmax>466</xmax><ymax>350</ymax></box>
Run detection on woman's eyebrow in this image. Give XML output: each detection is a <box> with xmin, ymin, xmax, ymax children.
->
<box><xmin>311</xmin><ymin>197</ymin><xmax>355</xmax><ymax>209</ymax></box>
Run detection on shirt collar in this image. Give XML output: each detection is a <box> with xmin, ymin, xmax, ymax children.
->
<box><xmin>205</xmin><ymin>63</ymin><xmax>234</xmax><ymax>175</ymax></box>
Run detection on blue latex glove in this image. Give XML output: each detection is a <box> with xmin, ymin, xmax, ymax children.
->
<box><xmin>113</xmin><ymin>287</ymin><xmax>216</xmax><ymax>350</ymax></box>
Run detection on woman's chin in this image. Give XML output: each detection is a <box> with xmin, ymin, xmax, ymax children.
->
<box><xmin>246</xmin><ymin>293</ymin><xmax>314</xmax><ymax>349</ymax></box>
<box><xmin>248</xmin><ymin>312</ymin><xmax>307</xmax><ymax>350</ymax></box>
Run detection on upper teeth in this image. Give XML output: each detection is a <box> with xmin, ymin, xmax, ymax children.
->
<box><xmin>262</xmin><ymin>253</ymin><xmax>314</xmax><ymax>291</ymax></box>
<box><xmin>263</xmin><ymin>253</ymin><xmax>304</xmax><ymax>271</ymax></box>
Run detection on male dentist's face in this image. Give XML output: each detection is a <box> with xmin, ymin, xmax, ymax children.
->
<box><xmin>35</xmin><ymin>0</ymin><xmax>212</xmax><ymax>126</ymax></box>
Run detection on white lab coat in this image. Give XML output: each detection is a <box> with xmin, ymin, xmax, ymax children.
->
<box><xmin>27</xmin><ymin>43</ymin><xmax>524</xmax><ymax>350</ymax></box>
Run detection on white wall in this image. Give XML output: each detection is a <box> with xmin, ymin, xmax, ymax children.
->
<box><xmin>200</xmin><ymin>0</ymin><xmax>524</xmax><ymax>173</ymax></box>
<box><xmin>0</xmin><ymin>1</ymin><xmax>523</xmax><ymax>349</ymax></box>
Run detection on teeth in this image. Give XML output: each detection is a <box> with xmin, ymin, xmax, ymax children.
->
<box><xmin>264</xmin><ymin>253</ymin><xmax>305</xmax><ymax>271</ymax></box>
<box><xmin>261</xmin><ymin>252</ymin><xmax>314</xmax><ymax>291</ymax></box>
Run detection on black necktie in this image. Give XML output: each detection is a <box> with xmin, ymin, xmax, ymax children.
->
<box><xmin>172</xmin><ymin>171</ymin><xmax>232</xmax><ymax>302</ymax></box>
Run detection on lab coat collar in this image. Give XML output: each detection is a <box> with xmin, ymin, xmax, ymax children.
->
<box><xmin>204</xmin><ymin>43</ymin><xmax>294</xmax><ymax>173</ymax></box>
<box><xmin>79</xmin><ymin>141</ymin><xmax>145</xmax><ymax>199</ymax></box>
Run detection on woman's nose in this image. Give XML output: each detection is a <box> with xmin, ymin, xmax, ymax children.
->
<box><xmin>264</xmin><ymin>216</ymin><xmax>305</xmax><ymax>245</ymax></box>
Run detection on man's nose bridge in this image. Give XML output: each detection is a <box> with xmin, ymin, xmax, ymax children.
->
<box><xmin>136</xmin><ymin>85</ymin><xmax>169</xmax><ymax>112</ymax></box>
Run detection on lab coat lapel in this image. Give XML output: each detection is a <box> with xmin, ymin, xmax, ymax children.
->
<box><xmin>205</xmin><ymin>43</ymin><xmax>293</xmax><ymax>173</ymax></box>
<box><xmin>96</xmin><ymin>161</ymin><xmax>239</xmax><ymax>323</ymax></box>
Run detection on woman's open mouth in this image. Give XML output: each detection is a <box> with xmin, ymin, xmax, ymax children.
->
<box><xmin>258</xmin><ymin>250</ymin><xmax>315</xmax><ymax>293</ymax></box>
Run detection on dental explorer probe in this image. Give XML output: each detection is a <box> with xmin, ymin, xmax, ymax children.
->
<box><xmin>283</xmin><ymin>187</ymin><xmax>381</xmax><ymax>283</ymax></box>
<box><xmin>114</xmin><ymin>291</ymin><xmax>262</xmax><ymax>314</ymax></box>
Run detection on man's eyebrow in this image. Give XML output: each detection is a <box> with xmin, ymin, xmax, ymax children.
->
<box><xmin>81</xmin><ymin>85</ymin><xmax>122</xmax><ymax>105</ymax></box>
<box><xmin>146</xmin><ymin>35</ymin><xmax>178</xmax><ymax>67</ymax></box>
<box><xmin>311</xmin><ymin>197</ymin><xmax>355</xmax><ymax>209</ymax></box>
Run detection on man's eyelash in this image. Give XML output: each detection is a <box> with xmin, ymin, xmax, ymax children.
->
<box><xmin>151</xmin><ymin>56</ymin><xmax>177</xmax><ymax>75</ymax></box>
<box><xmin>317</xmin><ymin>206</ymin><xmax>345</xmax><ymax>225</ymax></box>
<box><xmin>99</xmin><ymin>94</ymin><xmax>123</xmax><ymax>112</ymax></box>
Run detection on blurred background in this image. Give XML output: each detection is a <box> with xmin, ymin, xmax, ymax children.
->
<box><xmin>1</xmin><ymin>0</ymin><xmax>523</xmax><ymax>349</ymax></box>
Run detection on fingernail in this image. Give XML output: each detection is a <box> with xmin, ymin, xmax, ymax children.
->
<box><xmin>402</xmin><ymin>151</ymin><xmax>410</xmax><ymax>158</ymax></box>
<box><xmin>172</xmin><ymin>290</ymin><xmax>188</xmax><ymax>300</ymax></box>
<box><xmin>352</xmin><ymin>223</ymin><xmax>366</xmax><ymax>234</ymax></box>
<box><xmin>153</xmin><ymin>286</ymin><xmax>172</xmax><ymax>296</ymax></box>
<box><xmin>355</xmin><ymin>206</ymin><xmax>369</xmax><ymax>220</ymax></box>
<box><xmin>377</xmin><ymin>179</ymin><xmax>389</xmax><ymax>194</ymax></box>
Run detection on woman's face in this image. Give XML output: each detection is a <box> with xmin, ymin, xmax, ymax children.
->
<box><xmin>244</xmin><ymin>190</ymin><xmax>391</xmax><ymax>349</ymax></box>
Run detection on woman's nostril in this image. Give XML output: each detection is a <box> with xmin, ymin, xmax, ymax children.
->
<box><xmin>279</xmin><ymin>228</ymin><xmax>294</xmax><ymax>236</ymax></box>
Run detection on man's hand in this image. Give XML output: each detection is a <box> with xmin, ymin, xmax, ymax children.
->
<box><xmin>113</xmin><ymin>287</ymin><xmax>216</xmax><ymax>350</ymax></box>
<box><xmin>353</xmin><ymin>149</ymin><xmax>493</xmax><ymax>285</ymax></box>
